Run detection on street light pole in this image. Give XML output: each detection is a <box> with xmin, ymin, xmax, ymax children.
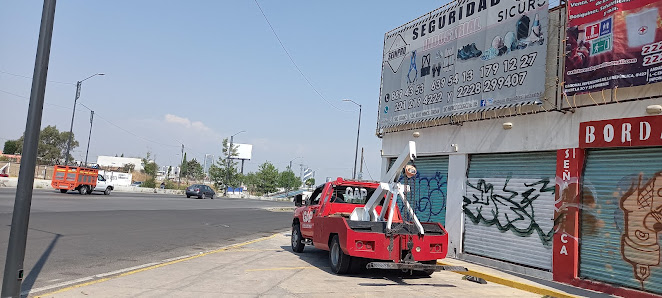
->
<box><xmin>64</xmin><ymin>72</ymin><xmax>104</xmax><ymax>166</ymax></box>
<box><xmin>2</xmin><ymin>1</ymin><xmax>56</xmax><ymax>296</ymax></box>
<box><xmin>83</xmin><ymin>110</ymin><xmax>94</xmax><ymax>167</ymax></box>
<box><xmin>343</xmin><ymin>99</ymin><xmax>362</xmax><ymax>179</ymax></box>
<box><xmin>224</xmin><ymin>131</ymin><xmax>245</xmax><ymax>196</ymax></box>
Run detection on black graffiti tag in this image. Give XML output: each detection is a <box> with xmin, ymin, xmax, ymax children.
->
<box><xmin>463</xmin><ymin>177</ymin><xmax>555</xmax><ymax>245</ymax></box>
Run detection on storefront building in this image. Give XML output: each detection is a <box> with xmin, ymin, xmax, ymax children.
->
<box><xmin>377</xmin><ymin>1</ymin><xmax>662</xmax><ymax>297</ymax></box>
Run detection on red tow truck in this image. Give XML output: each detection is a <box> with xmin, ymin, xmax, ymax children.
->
<box><xmin>291</xmin><ymin>142</ymin><xmax>466</xmax><ymax>275</ymax></box>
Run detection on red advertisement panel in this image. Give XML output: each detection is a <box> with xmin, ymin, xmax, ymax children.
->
<box><xmin>565</xmin><ymin>0</ymin><xmax>662</xmax><ymax>95</ymax></box>
<box><xmin>579</xmin><ymin>115</ymin><xmax>662</xmax><ymax>148</ymax></box>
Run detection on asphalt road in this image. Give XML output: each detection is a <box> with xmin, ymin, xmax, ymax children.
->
<box><xmin>0</xmin><ymin>188</ymin><xmax>293</xmax><ymax>294</ymax></box>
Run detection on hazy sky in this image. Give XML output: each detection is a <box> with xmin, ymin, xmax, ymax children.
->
<box><xmin>1</xmin><ymin>1</ymin><xmax>449</xmax><ymax>182</ymax></box>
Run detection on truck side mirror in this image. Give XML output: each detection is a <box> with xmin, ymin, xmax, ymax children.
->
<box><xmin>294</xmin><ymin>194</ymin><xmax>303</xmax><ymax>207</ymax></box>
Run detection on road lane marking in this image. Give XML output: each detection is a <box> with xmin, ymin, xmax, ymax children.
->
<box><xmin>32</xmin><ymin>233</ymin><xmax>280</xmax><ymax>297</ymax></box>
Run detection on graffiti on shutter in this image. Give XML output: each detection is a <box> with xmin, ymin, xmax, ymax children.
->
<box><xmin>620</xmin><ymin>171</ymin><xmax>662</xmax><ymax>290</ymax></box>
<box><xmin>463</xmin><ymin>177</ymin><xmax>556</xmax><ymax>245</ymax></box>
<box><xmin>580</xmin><ymin>147</ymin><xmax>662</xmax><ymax>294</ymax></box>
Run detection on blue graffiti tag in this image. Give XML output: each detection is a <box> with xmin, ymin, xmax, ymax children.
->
<box><xmin>398</xmin><ymin>171</ymin><xmax>447</xmax><ymax>223</ymax></box>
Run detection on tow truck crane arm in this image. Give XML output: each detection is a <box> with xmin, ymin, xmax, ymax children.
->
<box><xmin>350</xmin><ymin>141</ymin><xmax>425</xmax><ymax>235</ymax></box>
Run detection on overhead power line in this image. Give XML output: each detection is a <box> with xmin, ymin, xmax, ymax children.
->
<box><xmin>0</xmin><ymin>70</ymin><xmax>75</xmax><ymax>85</ymax></box>
<box><xmin>252</xmin><ymin>0</ymin><xmax>350</xmax><ymax>112</ymax></box>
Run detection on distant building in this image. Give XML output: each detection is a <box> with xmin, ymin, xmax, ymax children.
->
<box><xmin>96</xmin><ymin>156</ymin><xmax>143</xmax><ymax>171</ymax></box>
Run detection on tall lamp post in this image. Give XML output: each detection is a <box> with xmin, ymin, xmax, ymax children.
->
<box><xmin>225</xmin><ymin>130</ymin><xmax>245</xmax><ymax>196</ymax></box>
<box><xmin>343</xmin><ymin>99</ymin><xmax>362</xmax><ymax>179</ymax></box>
<box><xmin>64</xmin><ymin>72</ymin><xmax>104</xmax><ymax>166</ymax></box>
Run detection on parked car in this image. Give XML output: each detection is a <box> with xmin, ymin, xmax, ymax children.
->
<box><xmin>131</xmin><ymin>181</ymin><xmax>143</xmax><ymax>187</ymax></box>
<box><xmin>186</xmin><ymin>184</ymin><xmax>215</xmax><ymax>199</ymax></box>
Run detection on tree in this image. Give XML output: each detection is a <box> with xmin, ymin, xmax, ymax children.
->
<box><xmin>255</xmin><ymin>161</ymin><xmax>279</xmax><ymax>195</ymax></box>
<box><xmin>209</xmin><ymin>138</ymin><xmax>242</xmax><ymax>190</ymax></box>
<box><xmin>305</xmin><ymin>178</ymin><xmax>316</xmax><ymax>188</ymax></box>
<box><xmin>141</xmin><ymin>152</ymin><xmax>157</xmax><ymax>187</ymax></box>
<box><xmin>3</xmin><ymin>140</ymin><xmax>19</xmax><ymax>155</ymax></box>
<box><xmin>167</xmin><ymin>166</ymin><xmax>172</xmax><ymax>179</ymax></box>
<box><xmin>180</xmin><ymin>152</ymin><xmax>188</xmax><ymax>178</ymax></box>
<box><xmin>278</xmin><ymin>167</ymin><xmax>301</xmax><ymax>192</ymax></box>
<box><xmin>186</xmin><ymin>159</ymin><xmax>204</xmax><ymax>181</ymax></box>
<box><xmin>122</xmin><ymin>163</ymin><xmax>135</xmax><ymax>173</ymax></box>
<box><xmin>13</xmin><ymin>125</ymin><xmax>79</xmax><ymax>165</ymax></box>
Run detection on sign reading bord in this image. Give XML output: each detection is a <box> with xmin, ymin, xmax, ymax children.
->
<box><xmin>579</xmin><ymin>115</ymin><xmax>662</xmax><ymax>148</ymax></box>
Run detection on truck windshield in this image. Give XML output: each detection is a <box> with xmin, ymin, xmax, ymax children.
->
<box><xmin>330</xmin><ymin>185</ymin><xmax>377</xmax><ymax>204</ymax></box>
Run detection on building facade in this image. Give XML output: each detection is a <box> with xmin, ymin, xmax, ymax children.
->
<box><xmin>378</xmin><ymin>3</ymin><xmax>662</xmax><ymax>297</ymax></box>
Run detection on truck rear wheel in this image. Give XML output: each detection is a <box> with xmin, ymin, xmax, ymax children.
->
<box><xmin>79</xmin><ymin>186</ymin><xmax>89</xmax><ymax>195</ymax></box>
<box><xmin>415</xmin><ymin>260</ymin><xmax>437</xmax><ymax>276</ymax></box>
<box><xmin>60</xmin><ymin>189</ymin><xmax>67</xmax><ymax>194</ymax></box>
<box><xmin>104</xmin><ymin>187</ymin><xmax>111</xmax><ymax>195</ymax></box>
<box><xmin>291</xmin><ymin>223</ymin><xmax>304</xmax><ymax>253</ymax></box>
<box><xmin>329</xmin><ymin>235</ymin><xmax>351</xmax><ymax>274</ymax></box>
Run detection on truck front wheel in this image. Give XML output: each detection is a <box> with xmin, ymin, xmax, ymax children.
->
<box><xmin>329</xmin><ymin>235</ymin><xmax>351</xmax><ymax>274</ymax></box>
<box><xmin>60</xmin><ymin>189</ymin><xmax>67</xmax><ymax>194</ymax></box>
<box><xmin>291</xmin><ymin>223</ymin><xmax>304</xmax><ymax>253</ymax></box>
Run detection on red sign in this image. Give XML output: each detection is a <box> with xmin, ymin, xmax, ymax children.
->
<box><xmin>579</xmin><ymin>115</ymin><xmax>662</xmax><ymax>148</ymax></box>
<box><xmin>553</xmin><ymin>148</ymin><xmax>584</xmax><ymax>283</ymax></box>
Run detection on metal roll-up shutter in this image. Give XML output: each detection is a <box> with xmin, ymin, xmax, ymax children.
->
<box><xmin>464</xmin><ymin>152</ymin><xmax>556</xmax><ymax>270</ymax></box>
<box><xmin>580</xmin><ymin>147</ymin><xmax>662</xmax><ymax>295</ymax></box>
<box><xmin>389</xmin><ymin>156</ymin><xmax>449</xmax><ymax>225</ymax></box>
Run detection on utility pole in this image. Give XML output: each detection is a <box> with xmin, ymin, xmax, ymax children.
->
<box><xmin>2</xmin><ymin>1</ymin><xmax>56</xmax><ymax>296</ymax></box>
<box><xmin>84</xmin><ymin>110</ymin><xmax>94</xmax><ymax>167</ymax></box>
<box><xmin>224</xmin><ymin>136</ymin><xmax>234</xmax><ymax>196</ymax></box>
<box><xmin>178</xmin><ymin>144</ymin><xmax>183</xmax><ymax>188</ymax></box>
<box><xmin>342</xmin><ymin>99</ymin><xmax>362</xmax><ymax>179</ymax></box>
<box><xmin>359</xmin><ymin>147</ymin><xmax>364</xmax><ymax>180</ymax></box>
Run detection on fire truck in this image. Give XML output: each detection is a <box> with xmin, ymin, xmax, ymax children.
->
<box><xmin>51</xmin><ymin>165</ymin><xmax>113</xmax><ymax>195</ymax></box>
<box><xmin>291</xmin><ymin>142</ymin><xmax>466</xmax><ymax>275</ymax></box>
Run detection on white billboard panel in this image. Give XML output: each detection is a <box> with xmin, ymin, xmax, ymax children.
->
<box><xmin>378</xmin><ymin>0</ymin><xmax>549</xmax><ymax>129</ymax></box>
<box><xmin>233</xmin><ymin>144</ymin><xmax>252</xmax><ymax>160</ymax></box>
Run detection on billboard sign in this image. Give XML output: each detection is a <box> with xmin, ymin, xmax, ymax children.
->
<box><xmin>565</xmin><ymin>0</ymin><xmax>662</xmax><ymax>95</ymax></box>
<box><xmin>378</xmin><ymin>0</ymin><xmax>549</xmax><ymax>129</ymax></box>
<box><xmin>232</xmin><ymin>144</ymin><xmax>252</xmax><ymax>160</ymax></box>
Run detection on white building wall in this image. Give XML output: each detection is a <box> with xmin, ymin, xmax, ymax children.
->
<box><xmin>381</xmin><ymin>98</ymin><xmax>660</xmax><ymax>157</ymax></box>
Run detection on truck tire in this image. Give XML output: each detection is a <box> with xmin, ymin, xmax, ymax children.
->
<box><xmin>415</xmin><ymin>260</ymin><xmax>437</xmax><ymax>276</ymax></box>
<box><xmin>291</xmin><ymin>223</ymin><xmax>305</xmax><ymax>253</ymax></box>
<box><xmin>329</xmin><ymin>235</ymin><xmax>351</xmax><ymax>274</ymax></box>
<box><xmin>104</xmin><ymin>187</ymin><xmax>111</xmax><ymax>195</ymax></box>
<box><xmin>60</xmin><ymin>189</ymin><xmax>67</xmax><ymax>194</ymax></box>
<box><xmin>79</xmin><ymin>185</ymin><xmax>89</xmax><ymax>195</ymax></box>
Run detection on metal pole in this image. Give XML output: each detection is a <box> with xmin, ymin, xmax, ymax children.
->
<box><xmin>224</xmin><ymin>136</ymin><xmax>233</xmax><ymax>196</ymax></box>
<box><xmin>352</xmin><ymin>104</ymin><xmax>362</xmax><ymax>179</ymax></box>
<box><xmin>359</xmin><ymin>147</ymin><xmax>364</xmax><ymax>180</ymax></box>
<box><xmin>84</xmin><ymin>110</ymin><xmax>94</xmax><ymax>167</ymax></box>
<box><xmin>2</xmin><ymin>1</ymin><xmax>56</xmax><ymax>296</ymax></box>
<box><xmin>241</xmin><ymin>159</ymin><xmax>245</xmax><ymax>174</ymax></box>
<box><xmin>64</xmin><ymin>80</ymin><xmax>81</xmax><ymax>165</ymax></box>
<box><xmin>178</xmin><ymin>144</ymin><xmax>183</xmax><ymax>188</ymax></box>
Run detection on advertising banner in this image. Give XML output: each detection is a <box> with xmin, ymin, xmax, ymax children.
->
<box><xmin>378</xmin><ymin>0</ymin><xmax>549</xmax><ymax>129</ymax></box>
<box><xmin>565</xmin><ymin>0</ymin><xmax>662</xmax><ymax>95</ymax></box>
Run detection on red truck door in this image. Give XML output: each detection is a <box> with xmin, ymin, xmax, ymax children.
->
<box><xmin>300</xmin><ymin>186</ymin><xmax>323</xmax><ymax>238</ymax></box>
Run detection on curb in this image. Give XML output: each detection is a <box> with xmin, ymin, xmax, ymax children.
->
<box><xmin>437</xmin><ymin>261</ymin><xmax>580</xmax><ymax>298</ymax></box>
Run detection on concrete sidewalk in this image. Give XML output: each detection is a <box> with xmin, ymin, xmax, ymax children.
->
<box><xmin>26</xmin><ymin>232</ymin><xmax>611</xmax><ymax>298</ymax></box>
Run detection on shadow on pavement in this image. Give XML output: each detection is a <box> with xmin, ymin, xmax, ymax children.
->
<box><xmin>279</xmin><ymin>245</ymin><xmax>456</xmax><ymax>288</ymax></box>
<box><xmin>21</xmin><ymin>233</ymin><xmax>61</xmax><ymax>294</ymax></box>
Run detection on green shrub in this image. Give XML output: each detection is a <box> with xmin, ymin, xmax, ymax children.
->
<box><xmin>142</xmin><ymin>178</ymin><xmax>156</xmax><ymax>188</ymax></box>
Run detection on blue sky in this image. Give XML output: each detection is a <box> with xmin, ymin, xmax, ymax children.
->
<box><xmin>1</xmin><ymin>1</ymin><xmax>448</xmax><ymax>182</ymax></box>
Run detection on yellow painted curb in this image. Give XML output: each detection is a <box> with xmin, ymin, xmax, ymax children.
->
<box><xmin>35</xmin><ymin>233</ymin><xmax>280</xmax><ymax>297</ymax></box>
<box><xmin>437</xmin><ymin>261</ymin><xmax>580</xmax><ymax>298</ymax></box>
